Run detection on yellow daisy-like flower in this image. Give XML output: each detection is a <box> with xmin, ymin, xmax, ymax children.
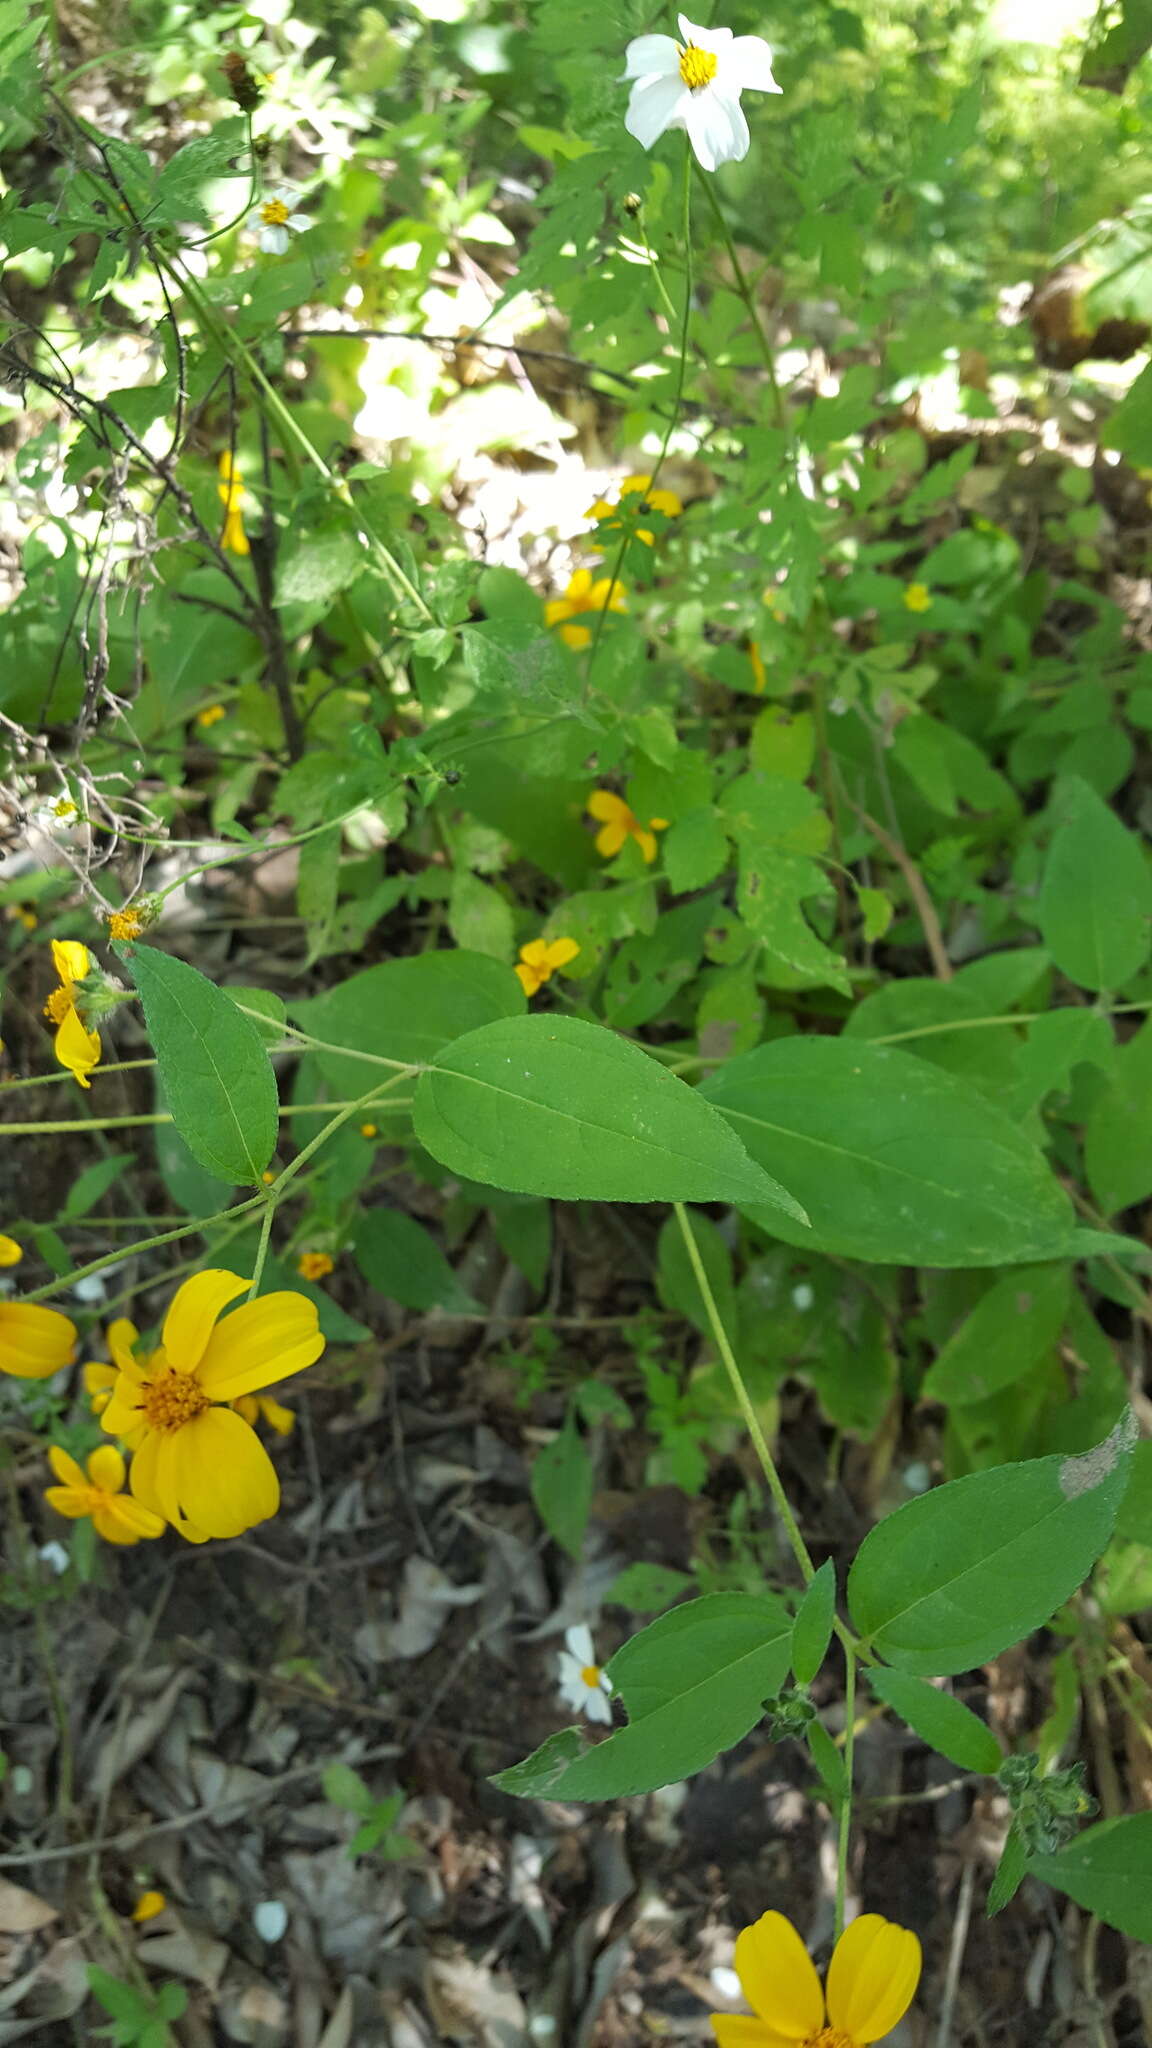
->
<box><xmin>903</xmin><ymin>583</ymin><xmax>932</xmax><ymax>614</ymax></box>
<box><xmin>515</xmin><ymin>935</ymin><xmax>580</xmax><ymax>998</ymax></box>
<box><xmin>217</xmin><ymin>451</ymin><xmax>250</xmax><ymax>557</ymax></box>
<box><xmin>44</xmin><ymin>1443</ymin><xmax>166</xmax><ymax>1547</ymax></box>
<box><xmin>106</xmin><ymin>907</ymin><xmax>145</xmax><ymax>942</ymax></box>
<box><xmin>131</xmin><ymin>1890</ymin><xmax>168</xmax><ymax>1923</ymax></box>
<box><xmin>545</xmin><ymin>568</ymin><xmax>628</xmax><ymax>651</ymax></box>
<box><xmin>585</xmin><ymin>472</ymin><xmax>683</xmax><ymax>546</ymax></box>
<box><xmin>586</xmin><ymin>790</ymin><xmax>669</xmax><ymax>865</ymax></box>
<box><xmin>197</xmin><ymin>703</ymin><xmax>227</xmax><ymax>728</ymax></box>
<box><xmin>296</xmin><ymin>1251</ymin><xmax>334</xmax><ymax>1281</ymax></box>
<box><xmin>233</xmin><ymin>1391</ymin><xmax>296</xmax><ymax>1436</ymax></box>
<box><xmin>712</xmin><ymin>1911</ymin><xmax>921</xmax><ymax>2048</ymax></box>
<box><xmin>0</xmin><ymin>1234</ymin><xmax>23</xmax><ymax>1267</ymax></box>
<box><xmin>44</xmin><ymin>939</ymin><xmax>102</xmax><ymax>1089</ymax></box>
<box><xmin>83</xmin><ymin>1359</ymin><xmax>118</xmax><ymax>1415</ymax></box>
<box><xmin>99</xmin><ymin>1271</ymin><xmax>325</xmax><ymax>1544</ymax></box>
<box><xmin>0</xmin><ymin>1299</ymin><xmax>77</xmax><ymax>1380</ymax></box>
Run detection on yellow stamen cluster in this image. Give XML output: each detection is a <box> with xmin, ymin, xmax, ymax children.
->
<box><xmin>260</xmin><ymin>198</ymin><xmax>290</xmax><ymax>226</ymax></box>
<box><xmin>581</xmin><ymin>1663</ymin><xmax>602</xmax><ymax>1687</ymax></box>
<box><xmin>297</xmin><ymin>1251</ymin><xmax>335</xmax><ymax>1281</ymax></box>
<box><xmin>107</xmin><ymin>908</ymin><xmax>145</xmax><ymax>941</ymax></box>
<box><xmin>679</xmin><ymin>42</ymin><xmax>717</xmax><ymax>89</ymax></box>
<box><xmin>141</xmin><ymin>1368</ymin><xmax>212</xmax><ymax>1433</ymax></box>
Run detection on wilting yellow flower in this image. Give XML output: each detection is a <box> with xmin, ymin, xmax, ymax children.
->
<box><xmin>359</xmin><ymin>1122</ymin><xmax>378</xmax><ymax>1139</ymax></box>
<box><xmin>44</xmin><ymin>1444</ymin><xmax>166</xmax><ymax>1546</ymax></box>
<box><xmin>585</xmin><ymin>473</ymin><xmax>683</xmax><ymax>546</ymax></box>
<box><xmin>217</xmin><ymin>452</ymin><xmax>250</xmax><ymax>556</ymax></box>
<box><xmin>711</xmin><ymin>1911</ymin><xmax>921</xmax><ymax>2048</ymax></box>
<box><xmin>586</xmin><ymin>790</ymin><xmax>669</xmax><ymax>865</ymax></box>
<box><xmin>131</xmin><ymin>1890</ymin><xmax>167</xmax><ymax>1923</ymax></box>
<box><xmin>296</xmin><ymin>1251</ymin><xmax>334</xmax><ymax>1281</ymax></box>
<box><xmin>545</xmin><ymin>569</ymin><xmax>628</xmax><ymax>650</ymax></box>
<box><xmin>99</xmin><ymin>1270</ymin><xmax>325</xmax><ymax>1543</ymax></box>
<box><xmin>233</xmin><ymin>1392</ymin><xmax>295</xmax><ymax>1436</ymax></box>
<box><xmin>903</xmin><ymin>582</ymin><xmax>932</xmax><ymax>614</ymax></box>
<box><xmin>197</xmin><ymin>704</ymin><xmax>227</xmax><ymax>728</ymax></box>
<box><xmin>0</xmin><ymin>1234</ymin><xmax>23</xmax><ymax>1267</ymax></box>
<box><xmin>516</xmin><ymin>936</ymin><xmax>580</xmax><ymax>998</ymax></box>
<box><xmin>0</xmin><ymin>1299</ymin><xmax>77</xmax><ymax>1379</ymax></box>
<box><xmin>44</xmin><ymin>939</ymin><xmax>101</xmax><ymax>1089</ymax></box>
<box><xmin>84</xmin><ymin>1360</ymin><xmax>118</xmax><ymax>1415</ymax></box>
<box><xmin>106</xmin><ymin>907</ymin><xmax>144</xmax><ymax>942</ymax></box>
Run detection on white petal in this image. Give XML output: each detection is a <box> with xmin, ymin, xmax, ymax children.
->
<box><xmin>261</xmin><ymin>226</ymin><xmax>290</xmax><ymax>254</ymax></box>
<box><xmin>287</xmin><ymin>214</ymin><xmax>311</xmax><ymax>230</ymax></box>
<box><xmin>626</xmin><ymin>73</ymin><xmax>691</xmax><ymax>150</ymax></box>
<box><xmin>685</xmin><ymin>85</ymin><xmax>749</xmax><ymax>172</ymax></box>
<box><xmin>584</xmin><ymin>1688</ymin><xmax>613</xmax><ymax>1725</ymax></box>
<box><xmin>678</xmin><ymin>14</ymin><xmax>732</xmax><ymax>50</ymax></box>
<box><xmin>564</xmin><ymin>1624</ymin><xmax>593</xmax><ymax>1662</ymax></box>
<box><xmin>622</xmin><ymin>33</ymin><xmax>680</xmax><ymax>80</ymax></box>
<box><xmin>726</xmin><ymin>35</ymin><xmax>782</xmax><ymax>92</ymax></box>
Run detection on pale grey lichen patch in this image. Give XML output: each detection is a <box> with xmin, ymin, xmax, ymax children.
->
<box><xmin>1059</xmin><ymin>1408</ymin><xmax>1137</xmax><ymax>1499</ymax></box>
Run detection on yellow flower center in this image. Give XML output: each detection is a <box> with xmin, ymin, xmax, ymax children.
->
<box><xmin>803</xmin><ymin>2033</ymin><xmax>853</xmax><ymax>2048</ymax></box>
<box><xmin>107</xmin><ymin>908</ymin><xmax>144</xmax><ymax>940</ymax></box>
<box><xmin>141</xmin><ymin>1367</ymin><xmax>211</xmax><ymax>1433</ymax></box>
<box><xmin>260</xmin><ymin>199</ymin><xmax>290</xmax><ymax>225</ymax></box>
<box><xmin>581</xmin><ymin>1664</ymin><xmax>602</xmax><ymax>1688</ymax></box>
<box><xmin>44</xmin><ymin>985</ymin><xmax>73</xmax><ymax>1024</ymax></box>
<box><xmin>679</xmin><ymin>42</ymin><xmax>717</xmax><ymax>89</ymax></box>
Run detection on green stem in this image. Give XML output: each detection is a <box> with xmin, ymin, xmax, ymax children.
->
<box><xmin>835</xmin><ymin>1642</ymin><xmax>856</xmax><ymax>1940</ymax></box>
<box><xmin>672</xmin><ymin>1200</ymin><xmax>815</xmax><ymax>1584</ymax></box>
<box><xmin>0</xmin><ymin>1095</ymin><xmax>414</xmax><ymax>1137</ymax></box>
<box><xmin>247</xmin><ymin>1195</ymin><xmax>277</xmax><ymax>1301</ymax></box>
<box><xmin>695</xmin><ymin>171</ymin><xmax>785</xmax><ymax>431</ymax></box>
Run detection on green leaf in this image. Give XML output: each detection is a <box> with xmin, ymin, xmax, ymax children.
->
<box><xmin>60</xmin><ymin>1153</ymin><xmax>132</xmax><ymax>1221</ymax></box>
<box><xmin>543</xmin><ymin>1593</ymin><xmax>792</xmax><ymax>1800</ymax></box>
<box><xmin>415</xmin><ymin>1015</ymin><xmax>807</xmax><ymax>1212</ymax></box>
<box><xmin>1034</xmin><ymin>1815</ymin><xmax>1152</xmax><ymax>1940</ymax></box>
<box><xmin>867</xmin><ymin>1668</ymin><xmax>1002</xmax><ymax>1773</ymax></box>
<box><xmin>321</xmin><ymin>1761</ymin><xmax>374</xmax><ymax>1815</ymax></box>
<box><xmin>1084</xmin><ymin>1018</ymin><xmax>1152</xmax><ymax>1215</ymax></box>
<box><xmin>125</xmin><ymin>945</ymin><xmax>278</xmax><ymax>1183</ymax></box>
<box><xmin>531</xmin><ymin>1408</ymin><xmax>593</xmax><ymax>1557</ymax></box>
<box><xmin>605</xmin><ymin>1562</ymin><xmax>694</xmax><ymax>1613</ymax></box>
<box><xmin>986</xmin><ymin>1824</ymin><xmax>1029</xmax><ymax>1915</ymax></box>
<box><xmin>922</xmin><ymin>1263</ymin><xmax>1071</xmax><ymax>1406</ymax></box>
<box><xmin>226</xmin><ymin>987</ymin><xmax>288</xmax><ymax>1045</ymax></box>
<box><xmin>806</xmin><ymin>1716</ymin><xmax>847</xmax><ymax>1805</ymax></box>
<box><xmin>448</xmin><ymin>870</ymin><xmax>515</xmax><ymax>960</ymax></box>
<box><xmin>154</xmin><ymin>1100</ymin><xmax>235</xmax><ymax>1216</ymax></box>
<box><xmin>277</xmin><ymin>528</ymin><xmax>366</xmax><ymax>608</ymax></box>
<box><xmin>1115</xmin><ymin>1437</ymin><xmax>1152</xmax><ymax>1542</ymax></box>
<box><xmin>848</xmin><ymin>1413</ymin><xmax>1135</xmax><ymax>1675</ymax></box>
<box><xmin>1037</xmin><ymin>778</ymin><xmax>1152</xmax><ymax>992</ymax></box>
<box><xmin>700</xmin><ymin>1037</ymin><xmax>1075</xmax><ymax>1268</ymax></box>
<box><xmin>656</xmin><ymin>1208</ymin><xmax>736</xmax><ymax>1336</ymax></box>
<box><xmin>490</xmin><ymin>1727</ymin><xmax>587</xmax><ymax>1798</ymax></box>
<box><xmin>791</xmin><ymin>1559</ymin><xmax>837</xmax><ymax>1687</ymax></box>
<box><xmin>353</xmin><ymin>1207</ymin><xmax>478</xmax><ymax>1312</ymax></box>
<box><xmin>290</xmin><ymin>950</ymin><xmax>524</xmax><ymax>1098</ymax></box>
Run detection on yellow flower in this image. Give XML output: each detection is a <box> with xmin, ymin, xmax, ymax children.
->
<box><xmin>44</xmin><ymin>940</ymin><xmax>101</xmax><ymax>1089</ymax></box>
<box><xmin>99</xmin><ymin>1271</ymin><xmax>325</xmax><ymax>1543</ymax></box>
<box><xmin>0</xmin><ymin>1234</ymin><xmax>23</xmax><ymax>1267</ymax></box>
<box><xmin>0</xmin><ymin>1299</ymin><xmax>77</xmax><ymax>1379</ymax></box>
<box><xmin>585</xmin><ymin>472</ymin><xmax>683</xmax><ymax>546</ymax></box>
<box><xmin>53</xmin><ymin>798</ymin><xmax>79</xmax><ymax>821</ymax></box>
<box><xmin>903</xmin><ymin>583</ymin><xmax>932</xmax><ymax>614</ymax></box>
<box><xmin>296</xmin><ymin>1251</ymin><xmax>334</xmax><ymax>1281</ymax></box>
<box><xmin>586</xmin><ymin>790</ymin><xmax>669</xmax><ymax>865</ymax></box>
<box><xmin>217</xmin><ymin>452</ymin><xmax>250</xmax><ymax>557</ymax></box>
<box><xmin>196</xmin><ymin>703</ymin><xmax>227</xmax><ymax>728</ymax></box>
<box><xmin>106</xmin><ymin>907</ymin><xmax>144</xmax><ymax>942</ymax></box>
<box><xmin>748</xmin><ymin>640</ymin><xmax>768</xmax><ymax>694</ymax></box>
<box><xmin>261</xmin><ymin>1169</ymin><xmax>277</xmax><ymax>1186</ymax></box>
<box><xmin>7</xmin><ymin>904</ymin><xmax>38</xmax><ymax>931</ymax></box>
<box><xmin>359</xmin><ymin>1122</ymin><xmax>378</xmax><ymax>1139</ymax></box>
<box><xmin>233</xmin><ymin>1392</ymin><xmax>296</xmax><ymax>1436</ymax></box>
<box><xmin>515</xmin><ymin>936</ymin><xmax>580</xmax><ymax>998</ymax></box>
<box><xmin>545</xmin><ymin>569</ymin><xmax>628</xmax><ymax>651</ymax></box>
<box><xmin>83</xmin><ymin>1359</ymin><xmax>118</xmax><ymax>1415</ymax></box>
<box><xmin>711</xmin><ymin>1911</ymin><xmax>921</xmax><ymax>2048</ymax></box>
<box><xmin>131</xmin><ymin>1890</ymin><xmax>167</xmax><ymax>1923</ymax></box>
<box><xmin>44</xmin><ymin>1443</ymin><xmax>166</xmax><ymax>1546</ymax></box>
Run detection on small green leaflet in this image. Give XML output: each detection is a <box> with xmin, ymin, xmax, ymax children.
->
<box><xmin>124</xmin><ymin>944</ymin><xmax>278</xmax><ymax>1184</ymax></box>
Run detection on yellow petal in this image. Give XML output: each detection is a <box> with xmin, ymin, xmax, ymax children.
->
<box><xmin>196</xmin><ymin>1291</ymin><xmax>324</xmax><ymax>1402</ymax></box>
<box><xmin>100</xmin><ymin>1373</ymin><xmax>148</xmax><ymax>1438</ymax></box>
<box><xmin>169</xmin><ymin>1408</ymin><xmax>280</xmax><ymax>1537</ymax></box>
<box><xmin>594</xmin><ymin>821</ymin><xmax>628</xmax><ymax>857</ymax></box>
<box><xmin>620</xmin><ymin>473</ymin><xmax>653</xmax><ymax>494</ymax></box>
<box><xmin>519</xmin><ymin>940</ymin><xmax>551</xmax><ymax>969</ymax></box>
<box><xmin>0</xmin><ymin>1301</ymin><xmax>77</xmax><ymax>1379</ymax></box>
<box><xmin>222</xmin><ymin>509</ymin><xmax>250</xmax><ymax>556</ymax></box>
<box><xmin>544</xmin><ymin>598</ymin><xmax>573</xmax><ymax>628</ymax></box>
<box><xmin>44</xmin><ymin>1486</ymin><xmax>90</xmax><ymax>1519</ymax></box>
<box><xmin>733</xmin><ymin>1914</ymin><xmax>825</xmax><ymax>2039</ymax></box>
<box><xmin>93</xmin><ymin>1496</ymin><xmax>165</xmax><ymax>1544</ymax></box>
<box><xmin>826</xmin><ymin>1916</ymin><xmax>921</xmax><ymax>2043</ymax></box>
<box><xmin>587</xmin><ymin>790</ymin><xmax>627</xmax><ymax>824</ymax></box>
<box><xmin>54</xmin><ymin>1005</ymin><xmax>101</xmax><ymax>1087</ymax></box>
<box><xmin>711</xmin><ymin>2020</ymin><xmax>797</xmax><ymax>2048</ymax></box>
<box><xmin>107</xmin><ymin>1320</ymin><xmax>142</xmax><ymax>1376</ymax></box>
<box><xmin>132</xmin><ymin>1889</ymin><xmax>167</xmax><ymax>1921</ymax></box>
<box><xmin>634</xmin><ymin>828</ymin><xmax>658</xmax><ymax>863</ymax></box>
<box><xmin>161</xmin><ymin>1270</ymin><xmax>250</xmax><ymax>1375</ymax></box>
<box><xmin>51</xmin><ymin>939</ymin><xmax>89</xmax><ymax>984</ymax></box>
<box><xmin>544</xmin><ymin>937</ymin><xmax>580</xmax><ymax>971</ymax></box>
<box><xmin>0</xmin><ymin>1234</ymin><xmax>23</xmax><ymax>1266</ymax></box>
<box><xmin>560</xmin><ymin>621</ymin><xmax>591</xmax><ymax>649</ymax></box>
<box><xmin>48</xmin><ymin>1445</ymin><xmax>87</xmax><ymax>1490</ymax></box>
<box><xmin>86</xmin><ymin>1444</ymin><xmax>127</xmax><ymax>1494</ymax></box>
<box><xmin>257</xmin><ymin>1394</ymin><xmax>296</xmax><ymax>1436</ymax></box>
<box><xmin>566</xmin><ymin>568</ymin><xmax>594</xmax><ymax>600</ymax></box>
<box><xmin>84</xmin><ymin>1361</ymin><xmax>118</xmax><ymax>1393</ymax></box>
<box><xmin>588</xmin><ymin>577</ymin><xmax>627</xmax><ymax>613</ymax></box>
<box><xmin>585</xmin><ymin>497</ymin><xmax>614</xmax><ymax>521</ymax></box>
<box><xmin>515</xmin><ymin>963</ymin><xmax>542</xmax><ymax>996</ymax></box>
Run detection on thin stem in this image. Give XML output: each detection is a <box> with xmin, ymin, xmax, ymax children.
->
<box><xmin>835</xmin><ymin>1643</ymin><xmax>856</xmax><ymax>1940</ymax></box>
<box><xmin>695</xmin><ymin>171</ymin><xmax>785</xmax><ymax>431</ymax></box>
<box><xmin>672</xmin><ymin>1200</ymin><xmax>815</xmax><ymax>1584</ymax></box>
<box><xmin>247</xmin><ymin>1196</ymin><xmax>277</xmax><ymax>1302</ymax></box>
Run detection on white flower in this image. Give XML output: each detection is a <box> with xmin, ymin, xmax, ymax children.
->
<box><xmin>557</xmin><ymin>1624</ymin><xmax>614</xmax><ymax>1725</ymax></box>
<box><xmin>250</xmin><ymin>188</ymin><xmax>310</xmax><ymax>255</ymax></box>
<box><xmin>622</xmin><ymin>14</ymin><xmax>781</xmax><ymax>173</ymax></box>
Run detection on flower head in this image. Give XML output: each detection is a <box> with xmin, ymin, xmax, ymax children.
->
<box><xmin>586</xmin><ymin>790</ymin><xmax>669</xmax><ymax>865</ymax></box>
<box><xmin>106</xmin><ymin>907</ymin><xmax>145</xmax><ymax>942</ymax></box>
<box><xmin>44</xmin><ymin>939</ymin><xmax>101</xmax><ymax>1088</ymax></box>
<box><xmin>586</xmin><ymin>473</ymin><xmax>683</xmax><ymax>547</ymax></box>
<box><xmin>197</xmin><ymin>703</ymin><xmax>227</xmax><ymax>728</ymax></box>
<box><xmin>0</xmin><ymin>1234</ymin><xmax>23</xmax><ymax>1267</ymax></box>
<box><xmin>99</xmin><ymin>1271</ymin><xmax>325</xmax><ymax>1543</ymax></box>
<box><xmin>0</xmin><ymin>1300</ymin><xmax>77</xmax><ymax>1379</ymax></box>
<box><xmin>44</xmin><ymin>1443</ymin><xmax>165</xmax><ymax>1547</ymax></box>
<box><xmin>903</xmin><ymin>583</ymin><xmax>932</xmax><ymax>614</ymax></box>
<box><xmin>250</xmin><ymin>189</ymin><xmax>310</xmax><ymax>255</ymax></box>
<box><xmin>558</xmin><ymin>1625</ymin><xmax>613</xmax><ymax>1725</ymax></box>
<box><xmin>545</xmin><ymin>568</ymin><xmax>628</xmax><ymax>651</ymax></box>
<box><xmin>516</xmin><ymin>936</ymin><xmax>580</xmax><ymax>998</ymax></box>
<box><xmin>131</xmin><ymin>1889</ymin><xmax>168</xmax><ymax>1923</ymax></box>
<box><xmin>711</xmin><ymin>1910</ymin><xmax>921</xmax><ymax>2047</ymax></box>
<box><xmin>296</xmin><ymin>1251</ymin><xmax>334</xmax><ymax>1281</ymax></box>
<box><xmin>359</xmin><ymin>1122</ymin><xmax>378</xmax><ymax>1139</ymax></box>
<box><xmin>623</xmin><ymin>15</ymin><xmax>781</xmax><ymax>174</ymax></box>
<box><xmin>217</xmin><ymin>451</ymin><xmax>250</xmax><ymax>556</ymax></box>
